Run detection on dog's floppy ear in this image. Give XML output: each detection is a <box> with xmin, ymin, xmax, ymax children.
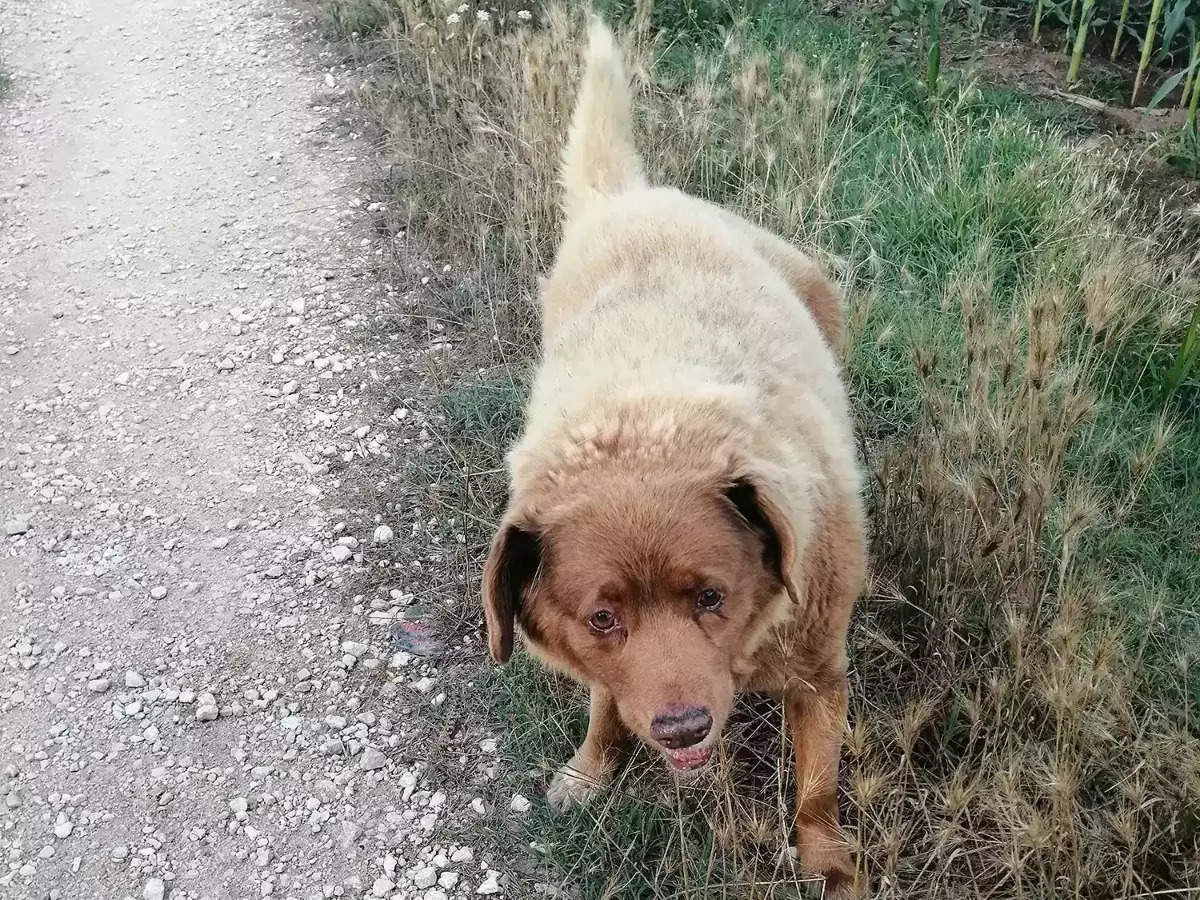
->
<box><xmin>481</xmin><ymin>514</ymin><xmax>544</xmax><ymax>664</ymax></box>
<box><xmin>725</xmin><ymin>473</ymin><xmax>802</xmax><ymax>605</ymax></box>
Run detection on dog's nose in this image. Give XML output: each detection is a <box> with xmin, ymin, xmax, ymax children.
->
<box><xmin>650</xmin><ymin>706</ymin><xmax>712</xmax><ymax>749</ymax></box>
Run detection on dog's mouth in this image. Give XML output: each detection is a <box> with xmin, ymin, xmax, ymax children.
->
<box><xmin>663</xmin><ymin>745</ymin><xmax>713</xmax><ymax>771</ymax></box>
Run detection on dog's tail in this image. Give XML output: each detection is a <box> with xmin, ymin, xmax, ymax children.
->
<box><xmin>560</xmin><ymin>21</ymin><xmax>645</xmax><ymax>223</ymax></box>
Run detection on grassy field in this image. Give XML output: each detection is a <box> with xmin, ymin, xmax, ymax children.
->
<box><xmin>319</xmin><ymin>0</ymin><xmax>1200</xmax><ymax>896</ymax></box>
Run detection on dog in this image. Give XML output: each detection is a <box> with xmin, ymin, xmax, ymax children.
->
<box><xmin>481</xmin><ymin>21</ymin><xmax>865</xmax><ymax>896</ymax></box>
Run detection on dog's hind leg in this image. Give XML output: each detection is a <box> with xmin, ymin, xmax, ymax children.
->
<box><xmin>547</xmin><ymin>684</ymin><xmax>626</xmax><ymax>811</ymax></box>
<box><xmin>785</xmin><ymin>677</ymin><xmax>857</xmax><ymax>898</ymax></box>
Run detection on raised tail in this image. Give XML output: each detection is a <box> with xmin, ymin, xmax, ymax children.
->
<box><xmin>560</xmin><ymin>20</ymin><xmax>646</xmax><ymax>223</ymax></box>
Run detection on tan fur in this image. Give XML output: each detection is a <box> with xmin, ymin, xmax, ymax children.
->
<box><xmin>558</xmin><ymin>20</ymin><xmax>645</xmax><ymax>223</ymax></box>
<box><xmin>482</xmin><ymin>22</ymin><xmax>865</xmax><ymax>896</ymax></box>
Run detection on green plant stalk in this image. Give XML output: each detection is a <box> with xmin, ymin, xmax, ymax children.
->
<box><xmin>1165</xmin><ymin>300</ymin><xmax>1200</xmax><ymax>395</ymax></box>
<box><xmin>1133</xmin><ymin>0</ymin><xmax>1167</xmax><ymax>104</ymax></box>
<box><xmin>1189</xmin><ymin>62</ymin><xmax>1200</xmax><ymax>127</ymax></box>
<box><xmin>1112</xmin><ymin>0</ymin><xmax>1132</xmax><ymax>58</ymax></box>
<box><xmin>927</xmin><ymin>0</ymin><xmax>943</xmax><ymax>96</ymax></box>
<box><xmin>1033</xmin><ymin>0</ymin><xmax>1046</xmax><ymax>42</ymax></box>
<box><xmin>1067</xmin><ymin>0</ymin><xmax>1097</xmax><ymax>83</ymax></box>
<box><xmin>1064</xmin><ymin>0</ymin><xmax>1080</xmax><ymax>54</ymax></box>
<box><xmin>1183</xmin><ymin>39</ymin><xmax>1200</xmax><ymax>108</ymax></box>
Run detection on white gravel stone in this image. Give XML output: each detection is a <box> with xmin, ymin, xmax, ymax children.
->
<box><xmin>509</xmin><ymin>793</ymin><xmax>532</xmax><ymax>813</ymax></box>
<box><xmin>195</xmin><ymin>692</ymin><xmax>219</xmax><ymax>721</ymax></box>
<box><xmin>143</xmin><ymin>877</ymin><xmax>165</xmax><ymax>900</ymax></box>
<box><xmin>372</xmin><ymin>524</ymin><xmax>394</xmax><ymax>544</ymax></box>
<box><xmin>125</xmin><ymin>670</ymin><xmax>147</xmax><ymax>688</ymax></box>
<box><xmin>329</xmin><ymin>544</ymin><xmax>353</xmax><ymax>563</ymax></box>
<box><xmin>340</xmin><ymin>820</ymin><xmax>363</xmax><ymax>848</ymax></box>
<box><xmin>359</xmin><ymin>747</ymin><xmax>387</xmax><ymax>771</ymax></box>
<box><xmin>476</xmin><ymin>871</ymin><xmax>501</xmax><ymax>895</ymax></box>
<box><xmin>412</xmin><ymin>676</ymin><xmax>437</xmax><ymax>693</ymax></box>
<box><xmin>412</xmin><ymin>866</ymin><xmax>437</xmax><ymax>889</ymax></box>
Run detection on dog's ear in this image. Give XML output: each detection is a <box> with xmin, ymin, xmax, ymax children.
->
<box><xmin>481</xmin><ymin>514</ymin><xmax>544</xmax><ymax>664</ymax></box>
<box><xmin>725</xmin><ymin>474</ymin><xmax>801</xmax><ymax>605</ymax></box>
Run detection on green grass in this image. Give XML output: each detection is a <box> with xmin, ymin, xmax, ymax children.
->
<box><xmin>323</xmin><ymin>0</ymin><xmax>1200</xmax><ymax>895</ymax></box>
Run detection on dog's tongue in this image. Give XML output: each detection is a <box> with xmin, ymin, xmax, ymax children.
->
<box><xmin>666</xmin><ymin>746</ymin><xmax>712</xmax><ymax>770</ymax></box>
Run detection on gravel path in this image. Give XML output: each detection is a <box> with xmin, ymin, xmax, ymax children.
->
<box><xmin>0</xmin><ymin>2</ymin><xmax>505</xmax><ymax>898</ymax></box>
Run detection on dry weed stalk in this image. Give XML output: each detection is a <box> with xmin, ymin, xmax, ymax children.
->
<box><xmin>858</xmin><ymin>255</ymin><xmax>1200</xmax><ymax>896</ymax></box>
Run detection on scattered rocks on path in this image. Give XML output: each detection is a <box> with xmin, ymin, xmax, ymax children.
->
<box><xmin>0</xmin><ymin>1</ymin><xmax>518</xmax><ymax>899</ymax></box>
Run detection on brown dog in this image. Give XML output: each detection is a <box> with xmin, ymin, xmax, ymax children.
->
<box><xmin>482</xmin><ymin>21</ymin><xmax>865</xmax><ymax>895</ymax></box>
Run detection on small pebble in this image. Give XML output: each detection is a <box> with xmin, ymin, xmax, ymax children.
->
<box><xmin>359</xmin><ymin>747</ymin><xmax>387</xmax><ymax>771</ymax></box>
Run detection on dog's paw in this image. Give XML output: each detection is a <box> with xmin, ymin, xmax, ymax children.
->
<box><xmin>546</xmin><ymin>759</ymin><xmax>612</xmax><ymax>812</ymax></box>
<box><xmin>776</xmin><ymin>844</ymin><xmax>860</xmax><ymax>898</ymax></box>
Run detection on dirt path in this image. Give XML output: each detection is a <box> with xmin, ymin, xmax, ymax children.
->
<box><xmin>0</xmin><ymin>2</ymin><xmax>504</xmax><ymax>898</ymax></box>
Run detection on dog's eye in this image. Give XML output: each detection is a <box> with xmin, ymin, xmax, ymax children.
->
<box><xmin>588</xmin><ymin>609</ymin><xmax>617</xmax><ymax>633</ymax></box>
<box><xmin>696</xmin><ymin>588</ymin><xmax>724</xmax><ymax>611</ymax></box>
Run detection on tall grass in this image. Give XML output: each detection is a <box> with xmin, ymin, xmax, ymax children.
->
<box><xmin>324</xmin><ymin>0</ymin><xmax>1200</xmax><ymax>896</ymax></box>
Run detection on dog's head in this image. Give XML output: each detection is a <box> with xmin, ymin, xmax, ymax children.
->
<box><xmin>482</xmin><ymin>463</ymin><xmax>801</xmax><ymax>771</ymax></box>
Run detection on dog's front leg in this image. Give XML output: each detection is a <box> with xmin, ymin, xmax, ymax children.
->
<box><xmin>546</xmin><ymin>684</ymin><xmax>626</xmax><ymax>811</ymax></box>
<box><xmin>785</xmin><ymin>676</ymin><xmax>856</xmax><ymax>897</ymax></box>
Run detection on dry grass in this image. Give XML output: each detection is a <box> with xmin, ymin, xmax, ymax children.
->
<box><xmin>320</xmin><ymin>0</ymin><xmax>1200</xmax><ymax>896</ymax></box>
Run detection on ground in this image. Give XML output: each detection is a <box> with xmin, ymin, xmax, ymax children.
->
<box><xmin>0</xmin><ymin>2</ymin><xmax>509</xmax><ymax>899</ymax></box>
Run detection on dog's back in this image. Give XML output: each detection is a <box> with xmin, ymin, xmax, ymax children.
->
<box><xmin>521</xmin><ymin>24</ymin><xmax>856</xmax><ymax>517</ymax></box>
<box><xmin>554</xmin><ymin>23</ymin><xmax>841</xmax><ymax>344</ymax></box>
